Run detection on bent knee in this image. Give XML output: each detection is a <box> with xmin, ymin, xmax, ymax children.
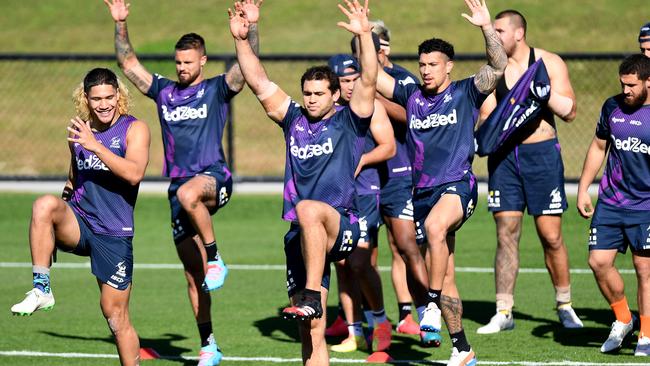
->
<box><xmin>32</xmin><ymin>195</ymin><xmax>63</xmax><ymax>220</ymax></box>
<box><xmin>176</xmin><ymin>186</ymin><xmax>200</xmax><ymax>208</ymax></box>
<box><xmin>295</xmin><ymin>201</ymin><xmax>324</xmax><ymax>223</ymax></box>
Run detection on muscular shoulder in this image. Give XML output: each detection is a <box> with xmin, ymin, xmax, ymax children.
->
<box><xmin>535</xmin><ymin>48</ymin><xmax>566</xmax><ymax>69</ymax></box>
<box><xmin>127</xmin><ymin>119</ymin><xmax>151</xmax><ymax>138</ymax></box>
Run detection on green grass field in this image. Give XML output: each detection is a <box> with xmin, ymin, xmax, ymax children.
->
<box><xmin>0</xmin><ymin>192</ymin><xmax>644</xmax><ymax>365</ymax></box>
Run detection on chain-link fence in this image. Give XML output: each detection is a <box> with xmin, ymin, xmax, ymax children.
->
<box><xmin>0</xmin><ymin>53</ymin><xmax>628</xmax><ymax>181</ymax></box>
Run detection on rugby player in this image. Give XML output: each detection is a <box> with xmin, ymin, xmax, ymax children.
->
<box><xmin>11</xmin><ymin>68</ymin><xmax>150</xmax><ymax>366</ymax></box>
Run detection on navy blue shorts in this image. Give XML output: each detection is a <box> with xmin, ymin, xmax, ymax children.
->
<box><xmin>284</xmin><ymin>211</ymin><xmax>361</xmax><ymax>297</ymax></box>
<box><xmin>168</xmin><ymin>164</ymin><xmax>233</xmax><ymax>244</ymax></box>
<box><xmin>413</xmin><ymin>172</ymin><xmax>478</xmax><ymax>245</ymax></box>
<box><xmin>488</xmin><ymin>138</ymin><xmax>567</xmax><ymax>216</ymax></box>
<box><xmin>589</xmin><ymin>202</ymin><xmax>650</xmax><ymax>253</ymax></box>
<box><xmin>64</xmin><ymin>210</ymin><xmax>133</xmax><ymax>290</ymax></box>
<box><xmin>380</xmin><ymin>176</ymin><xmax>414</xmax><ymax>221</ymax></box>
<box><xmin>355</xmin><ymin>193</ymin><xmax>382</xmax><ymax>246</ymax></box>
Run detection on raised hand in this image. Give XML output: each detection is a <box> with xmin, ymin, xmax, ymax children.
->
<box><xmin>461</xmin><ymin>0</ymin><xmax>491</xmax><ymax>28</ymax></box>
<box><xmin>103</xmin><ymin>0</ymin><xmax>130</xmax><ymax>22</ymax></box>
<box><xmin>228</xmin><ymin>7</ymin><xmax>249</xmax><ymax>40</ymax></box>
<box><xmin>67</xmin><ymin>117</ymin><xmax>101</xmax><ymax>152</ymax></box>
<box><xmin>337</xmin><ymin>0</ymin><xmax>371</xmax><ymax>35</ymax></box>
<box><xmin>238</xmin><ymin>0</ymin><xmax>263</xmax><ymax>24</ymax></box>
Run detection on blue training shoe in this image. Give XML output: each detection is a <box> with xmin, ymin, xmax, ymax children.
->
<box><xmin>201</xmin><ymin>258</ymin><xmax>228</xmax><ymax>292</ymax></box>
<box><xmin>198</xmin><ymin>342</ymin><xmax>223</xmax><ymax>366</ymax></box>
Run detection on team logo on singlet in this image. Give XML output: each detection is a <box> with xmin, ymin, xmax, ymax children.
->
<box><xmin>76</xmin><ymin>154</ymin><xmax>108</xmax><ymax>171</ymax></box>
<box><xmin>289</xmin><ymin>136</ymin><xmax>334</xmax><ymax>160</ymax></box>
<box><xmin>611</xmin><ymin>134</ymin><xmax>650</xmax><ymax>155</ymax></box>
<box><xmin>110</xmin><ymin>137</ymin><xmax>121</xmax><ymax>149</ymax></box>
<box><xmin>410</xmin><ymin>109</ymin><xmax>457</xmax><ymax>130</ymax></box>
<box><xmin>162</xmin><ymin>104</ymin><xmax>207</xmax><ymax>122</ymax></box>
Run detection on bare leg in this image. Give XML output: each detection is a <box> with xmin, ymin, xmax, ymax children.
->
<box><xmin>296</xmin><ymin>287</ymin><xmax>330</xmax><ymax>366</ymax></box>
<box><xmin>493</xmin><ymin>212</ymin><xmax>522</xmax><ymax>311</ymax></box>
<box><xmin>176</xmin><ymin>175</ymin><xmax>218</xmax><ymax>245</ymax></box>
<box><xmin>99</xmin><ymin>282</ymin><xmax>140</xmax><ymax>366</ymax></box>
<box><xmin>30</xmin><ymin>195</ymin><xmax>81</xmax><ymax>266</ymax></box>
<box><xmin>534</xmin><ymin>215</ymin><xmax>571</xmax><ymax>290</ymax></box>
<box><xmin>588</xmin><ymin>249</ymin><xmax>624</xmax><ymax>304</ymax></box>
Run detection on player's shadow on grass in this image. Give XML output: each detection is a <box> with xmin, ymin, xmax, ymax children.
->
<box><xmin>463</xmin><ymin>301</ymin><xmax>638</xmax><ymax>351</ymax></box>
<box><xmin>251</xmin><ymin>306</ymin><xmax>302</xmax><ymax>342</ymax></box>
<box><xmin>40</xmin><ymin>331</ymin><xmax>194</xmax><ymax>364</ymax></box>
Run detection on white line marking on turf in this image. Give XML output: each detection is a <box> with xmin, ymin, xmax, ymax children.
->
<box><xmin>1</xmin><ymin>350</ymin><xmax>649</xmax><ymax>365</ymax></box>
<box><xmin>0</xmin><ymin>262</ymin><xmax>637</xmax><ymax>274</ymax></box>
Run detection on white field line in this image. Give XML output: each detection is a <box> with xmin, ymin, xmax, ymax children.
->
<box><xmin>1</xmin><ymin>350</ymin><xmax>649</xmax><ymax>365</ymax></box>
<box><xmin>0</xmin><ymin>262</ymin><xmax>636</xmax><ymax>274</ymax></box>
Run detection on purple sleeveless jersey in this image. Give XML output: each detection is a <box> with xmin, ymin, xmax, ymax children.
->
<box><xmin>393</xmin><ymin>77</ymin><xmax>488</xmax><ymax>188</ymax></box>
<box><xmin>69</xmin><ymin>115</ymin><xmax>139</xmax><ymax>236</ymax></box>
<box><xmin>146</xmin><ymin>74</ymin><xmax>237</xmax><ymax>178</ymax></box>
<box><xmin>279</xmin><ymin>101</ymin><xmax>371</xmax><ymax>221</ymax></box>
<box><xmin>596</xmin><ymin>96</ymin><xmax>650</xmax><ymax>210</ymax></box>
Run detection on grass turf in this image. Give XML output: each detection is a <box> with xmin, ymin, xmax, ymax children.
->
<box><xmin>0</xmin><ymin>192</ymin><xmax>642</xmax><ymax>365</ymax></box>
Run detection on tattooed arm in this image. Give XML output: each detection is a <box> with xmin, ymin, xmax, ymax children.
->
<box><xmin>104</xmin><ymin>0</ymin><xmax>153</xmax><ymax>95</ymax></box>
<box><xmin>461</xmin><ymin>0</ymin><xmax>507</xmax><ymax>94</ymax></box>
<box><xmin>226</xmin><ymin>0</ymin><xmax>263</xmax><ymax>93</ymax></box>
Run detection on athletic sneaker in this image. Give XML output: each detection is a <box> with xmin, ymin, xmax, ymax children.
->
<box><xmin>373</xmin><ymin>319</ymin><xmax>392</xmax><ymax>352</ymax></box>
<box><xmin>420</xmin><ymin>331</ymin><xmax>442</xmax><ymax>347</ymax></box>
<box><xmin>197</xmin><ymin>342</ymin><xmax>223</xmax><ymax>366</ymax></box>
<box><xmin>635</xmin><ymin>336</ymin><xmax>650</xmax><ymax>356</ymax></box>
<box><xmin>419</xmin><ymin>302</ymin><xmax>442</xmax><ymax>332</ymax></box>
<box><xmin>448</xmin><ymin>347</ymin><xmax>477</xmax><ymax>366</ymax></box>
<box><xmin>557</xmin><ymin>303</ymin><xmax>583</xmax><ymax>328</ymax></box>
<box><xmin>325</xmin><ymin>315</ymin><xmax>348</xmax><ymax>337</ymax></box>
<box><xmin>396</xmin><ymin>314</ymin><xmax>420</xmax><ymax>335</ymax></box>
<box><xmin>202</xmin><ymin>258</ymin><xmax>228</xmax><ymax>292</ymax></box>
<box><xmin>11</xmin><ymin>288</ymin><xmax>55</xmax><ymax>316</ymax></box>
<box><xmin>282</xmin><ymin>293</ymin><xmax>322</xmax><ymax>321</ymax></box>
<box><xmin>476</xmin><ymin>311</ymin><xmax>514</xmax><ymax>334</ymax></box>
<box><xmin>330</xmin><ymin>334</ymin><xmax>368</xmax><ymax>352</ymax></box>
<box><xmin>600</xmin><ymin>319</ymin><xmax>634</xmax><ymax>353</ymax></box>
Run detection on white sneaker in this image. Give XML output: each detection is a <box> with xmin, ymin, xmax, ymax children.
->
<box><xmin>11</xmin><ymin>288</ymin><xmax>55</xmax><ymax>316</ymax></box>
<box><xmin>476</xmin><ymin>311</ymin><xmax>514</xmax><ymax>334</ymax></box>
<box><xmin>600</xmin><ymin>319</ymin><xmax>633</xmax><ymax>353</ymax></box>
<box><xmin>635</xmin><ymin>336</ymin><xmax>650</xmax><ymax>356</ymax></box>
<box><xmin>448</xmin><ymin>347</ymin><xmax>477</xmax><ymax>366</ymax></box>
<box><xmin>557</xmin><ymin>303</ymin><xmax>583</xmax><ymax>328</ymax></box>
<box><xmin>419</xmin><ymin>302</ymin><xmax>442</xmax><ymax>332</ymax></box>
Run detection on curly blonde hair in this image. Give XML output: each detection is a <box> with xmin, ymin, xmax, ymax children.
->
<box><xmin>72</xmin><ymin>68</ymin><xmax>131</xmax><ymax>121</ymax></box>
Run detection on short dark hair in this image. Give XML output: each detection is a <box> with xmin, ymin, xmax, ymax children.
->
<box><xmin>300</xmin><ymin>66</ymin><xmax>340</xmax><ymax>93</ymax></box>
<box><xmin>619</xmin><ymin>54</ymin><xmax>650</xmax><ymax>80</ymax></box>
<box><xmin>418</xmin><ymin>38</ymin><xmax>454</xmax><ymax>60</ymax></box>
<box><xmin>175</xmin><ymin>33</ymin><xmax>206</xmax><ymax>55</ymax></box>
<box><xmin>495</xmin><ymin>10</ymin><xmax>527</xmax><ymax>37</ymax></box>
<box><xmin>83</xmin><ymin>68</ymin><xmax>119</xmax><ymax>94</ymax></box>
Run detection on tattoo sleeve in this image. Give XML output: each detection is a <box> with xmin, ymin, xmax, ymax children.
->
<box><xmin>228</xmin><ymin>24</ymin><xmax>259</xmax><ymax>92</ymax></box>
<box><xmin>474</xmin><ymin>26</ymin><xmax>507</xmax><ymax>94</ymax></box>
<box><xmin>115</xmin><ymin>22</ymin><xmax>135</xmax><ymax>69</ymax></box>
<box><xmin>440</xmin><ymin>295</ymin><xmax>464</xmax><ymax>334</ymax></box>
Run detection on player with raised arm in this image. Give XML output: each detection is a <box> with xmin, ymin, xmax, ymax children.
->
<box><xmin>326</xmin><ymin>53</ymin><xmax>395</xmax><ymax>353</ymax></box>
<box><xmin>104</xmin><ymin>0</ymin><xmax>261</xmax><ymax>364</ymax></box>
<box><xmin>11</xmin><ymin>68</ymin><xmax>150</xmax><ymax>366</ymax></box>
<box><xmin>476</xmin><ymin>9</ymin><xmax>582</xmax><ymax>334</ymax></box>
<box><xmin>230</xmin><ymin>0</ymin><xmax>376</xmax><ymax>364</ymax></box>
<box><xmin>577</xmin><ymin>54</ymin><xmax>650</xmax><ymax>356</ymax></box>
<box><xmin>374</xmin><ymin>0</ymin><xmax>506</xmax><ymax>364</ymax></box>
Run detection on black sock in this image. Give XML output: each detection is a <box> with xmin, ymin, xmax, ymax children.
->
<box><xmin>204</xmin><ymin>241</ymin><xmax>219</xmax><ymax>262</ymax></box>
<box><xmin>303</xmin><ymin>289</ymin><xmax>321</xmax><ymax>302</ymax></box>
<box><xmin>361</xmin><ymin>295</ymin><xmax>370</xmax><ymax>312</ymax></box>
<box><xmin>450</xmin><ymin>329</ymin><xmax>470</xmax><ymax>352</ymax></box>
<box><xmin>428</xmin><ymin>288</ymin><xmax>442</xmax><ymax>308</ymax></box>
<box><xmin>398</xmin><ymin>302</ymin><xmax>412</xmax><ymax>321</ymax></box>
<box><xmin>197</xmin><ymin>322</ymin><xmax>213</xmax><ymax>347</ymax></box>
